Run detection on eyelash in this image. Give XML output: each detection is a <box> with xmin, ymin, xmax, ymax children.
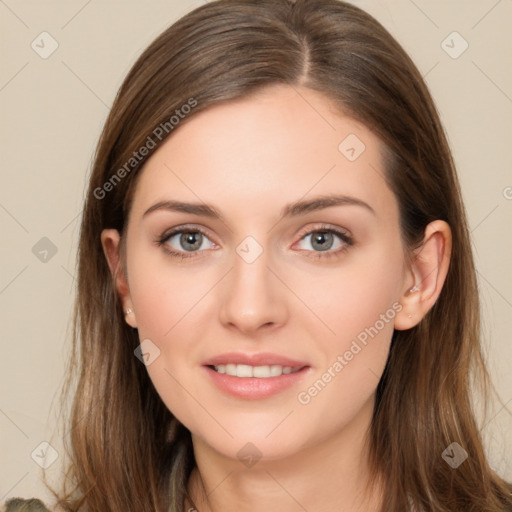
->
<box><xmin>155</xmin><ymin>224</ymin><xmax>353</xmax><ymax>261</ymax></box>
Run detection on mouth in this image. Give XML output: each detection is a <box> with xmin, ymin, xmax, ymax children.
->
<box><xmin>208</xmin><ymin>363</ymin><xmax>304</xmax><ymax>378</ymax></box>
<box><xmin>202</xmin><ymin>354</ymin><xmax>311</xmax><ymax>399</ymax></box>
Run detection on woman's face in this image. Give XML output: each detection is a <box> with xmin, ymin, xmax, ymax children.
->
<box><xmin>116</xmin><ymin>85</ymin><xmax>411</xmax><ymax>462</ymax></box>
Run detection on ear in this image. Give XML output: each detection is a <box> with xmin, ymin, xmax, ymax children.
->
<box><xmin>394</xmin><ymin>220</ymin><xmax>452</xmax><ymax>330</ymax></box>
<box><xmin>100</xmin><ymin>229</ymin><xmax>137</xmax><ymax>328</ymax></box>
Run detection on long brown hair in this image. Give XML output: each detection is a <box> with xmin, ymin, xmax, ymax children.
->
<box><xmin>44</xmin><ymin>0</ymin><xmax>512</xmax><ymax>510</ymax></box>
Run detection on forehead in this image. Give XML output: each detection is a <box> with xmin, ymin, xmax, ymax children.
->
<box><xmin>130</xmin><ymin>85</ymin><xmax>398</xmax><ymax>225</ymax></box>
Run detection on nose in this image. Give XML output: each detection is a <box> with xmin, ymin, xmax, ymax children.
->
<box><xmin>218</xmin><ymin>242</ymin><xmax>288</xmax><ymax>335</ymax></box>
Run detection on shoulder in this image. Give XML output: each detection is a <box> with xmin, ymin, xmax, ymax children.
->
<box><xmin>1</xmin><ymin>498</ymin><xmax>52</xmax><ymax>512</ymax></box>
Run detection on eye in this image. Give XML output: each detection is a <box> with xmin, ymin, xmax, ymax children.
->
<box><xmin>294</xmin><ymin>224</ymin><xmax>353</xmax><ymax>259</ymax></box>
<box><xmin>156</xmin><ymin>223</ymin><xmax>353</xmax><ymax>261</ymax></box>
<box><xmin>156</xmin><ymin>225</ymin><xmax>216</xmax><ymax>260</ymax></box>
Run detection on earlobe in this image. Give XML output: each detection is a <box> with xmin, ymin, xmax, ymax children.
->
<box><xmin>100</xmin><ymin>229</ymin><xmax>138</xmax><ymax>328</ymax></box>
<box><xmin>394</xmin><ymin>220</ymin><xmax>452</xmax><ymax>330</ymax></box>
<box><xmin>123</xmin><ymin>307</ymin><xmax>138</xmax><ymax>328</ymax></box>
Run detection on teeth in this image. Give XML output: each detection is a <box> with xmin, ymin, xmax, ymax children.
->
<box><xmin>237</xmin><ymin>364</ymin><xmax>253</xmax><ymax>378</ymax></box>
<box><xmin>213</xmin><ymin>364</ymin><xmax>300</xmax><ymax>378</ymax></box>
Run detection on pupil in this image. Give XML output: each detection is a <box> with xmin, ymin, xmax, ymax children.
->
<box><xmin>181</xmin><ymin>232</ymin><xmax>202</xmax><ymax>251</ymax></box>
<box><xmin>312</xmin><ymin>231</ymin><xmax>333</xmax><ymax>251</ymax></box>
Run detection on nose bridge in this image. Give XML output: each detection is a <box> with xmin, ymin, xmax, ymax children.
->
<box><xmin>218</xmin><ymin>234</ymin><xmax>287</xmax><ymax>332</ymax></box>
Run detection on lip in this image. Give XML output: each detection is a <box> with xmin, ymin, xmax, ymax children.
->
<box><xmin>202</xmin><ymin>352</ymin><xmax>312</xmax><ymax>400</ymax></box>
<box><xmin>202</xmin><ymin>352</ymin><xmax>309</xmax><ymax>368</ymax></box>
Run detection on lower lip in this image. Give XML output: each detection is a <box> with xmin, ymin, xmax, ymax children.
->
<box><xmin>203</xmin><ymin>365</ymin><xmax>311</xmax><ymax>400</ymax></box>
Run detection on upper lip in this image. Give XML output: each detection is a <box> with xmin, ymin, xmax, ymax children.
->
<box><xmin>203</xmin><ymin>352</ymin><xmax>310</xmax><ymax>368</ymax></box>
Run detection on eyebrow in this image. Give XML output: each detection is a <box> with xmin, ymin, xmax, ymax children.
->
<box><xmin>142</xmin><ymin>194</ymin><xmax>376</xmax><ymax>222</ymax></box>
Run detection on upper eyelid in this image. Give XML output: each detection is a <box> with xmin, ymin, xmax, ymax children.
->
<box><xmin>296</xmin><ymin>223</ymin><xmax>351</xmax><ymax>239</ymax></box>
<box><xmin>161</xmin><ymin>224</ymin><xmax>216</xmax><ymax>242</ymax></box>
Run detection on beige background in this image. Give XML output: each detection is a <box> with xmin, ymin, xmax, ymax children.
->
<box><xmin>1</xmin><ymin>0</ymin><xmax>511</xmax><ymax>503</ymax></box>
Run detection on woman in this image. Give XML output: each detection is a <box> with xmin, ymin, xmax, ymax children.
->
<box><xmin>8</xmin><ymin>0</ymin><xmax>511</xmax><ymax>510</ymax></box>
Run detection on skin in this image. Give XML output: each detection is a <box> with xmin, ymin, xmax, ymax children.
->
<box><xmin>101</xmin><ymin>84</ymin><xmax>451</xmax><ymax>512</ymax></box>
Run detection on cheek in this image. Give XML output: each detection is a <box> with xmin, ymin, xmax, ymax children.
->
<box><xmin>125</xmin><ymin>246</ymin><xmax>221</xmax><ymax>422</ymax></box>
<box><xmin>292</xmin><ymin>241</ymin><xmax>403</xmax><ymax>414</ymax></box>
<box><xmin>293</xmin><ymin>239</ymin><xmax>404</xmax><ymax>347</ymax></box>
<box><xmin>126</xmin><ymin>262</ymin><xmax>200</xmax><ymax>426</ymax></box>
<box><xmin>127</xmin><ymin>245</ymin><xmax>210</xmax><ymax>339</ymax></box>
